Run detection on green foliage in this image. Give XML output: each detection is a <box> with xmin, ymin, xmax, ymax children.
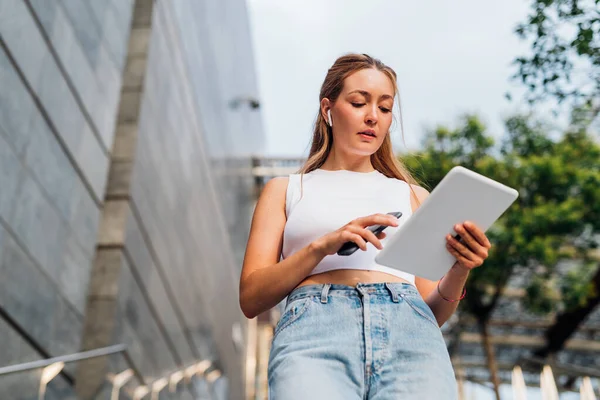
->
<box><xmin>560</xmin><ymin>262</ymin><xmax>598</xmax><ymax>310</ymax></box>
<box><xmin>512</xmin><ymin>0</ymin><xmax>600</xmax><ymax>110</ymax></box>
<box><xmin>524</xmin><ymin>275</ymin><xmax>560</xmax><ymax>314</ymax></box>
<box><xmin>401</xmin><ymin>112</ymin><xmax>600</xmax><ymax>319</ymax></box>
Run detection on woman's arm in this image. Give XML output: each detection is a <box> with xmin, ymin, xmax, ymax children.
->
<box><xmin>239</xmin><ymin>177</ymin><xmax>326</xmax><ymax>319</ymax></box>
<box><xmin>415</xmin><ymin>267</ymin><xmax>469</xmax><ymax>327</ymax></box>
<box><xmin>410</xmin><ymin>185</ymin><xmax>491</xmax><ymax>327</ymax></box>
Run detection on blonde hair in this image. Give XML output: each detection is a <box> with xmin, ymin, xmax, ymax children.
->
<box><xmin>299</xmin><ymin>53</ymin><xmax>421</xmax><ymax>194</ymax></box>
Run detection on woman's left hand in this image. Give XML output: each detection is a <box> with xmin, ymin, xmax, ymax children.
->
<box><xmin>445</xmin><ymin>221</ymin><xmax>491</xmax><ymax>272</ymax></box>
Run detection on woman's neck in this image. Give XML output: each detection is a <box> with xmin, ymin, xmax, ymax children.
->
<box><xmin>319</xmin><ymin>152</ymin><xmax>374</xmax><ymax>173</ymax></box>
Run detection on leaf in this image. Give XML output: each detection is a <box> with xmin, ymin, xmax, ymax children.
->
<box><xmin>560</xmin><ymin>263</ymin><xmax>598</xmax><ymax>310</ymax></box>
<box><xmin>511</xmin><ymin>0</ymin><xmax>600</xmax><ymax>109</ymax></box>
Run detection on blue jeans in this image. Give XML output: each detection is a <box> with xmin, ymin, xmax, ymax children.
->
<box><xmin>268</xmin><ymin>283</ymin><xmax>457</xmax><ymax>399</ymax></box>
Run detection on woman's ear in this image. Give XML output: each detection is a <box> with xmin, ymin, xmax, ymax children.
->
<box><xmin>320</xmin><ymin>98</ymin><xmax>331</xmax><ymax>125</ymax></box>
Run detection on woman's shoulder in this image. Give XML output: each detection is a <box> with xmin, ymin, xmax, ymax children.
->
<box><xmin>410</xmin><ymin>184</ymin><xmax>430</xmax><ymax>199</ymax></box>
<box><xmin>261</xmin><ymin>176</ymin><xmax>289</xmax><ymax>195</ymax></box>
<box><xmin>409</xmin><ymin>184</ymin><xmax>430</xmax><ymax>212</ymax></box>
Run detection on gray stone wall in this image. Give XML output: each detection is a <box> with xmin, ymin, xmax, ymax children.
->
<box><xmin>167</xmin><ymin>0</ymin><xmax>264</xmax><ymax>267</ymax></box>
<box><xmin>0</xmin><ymin>0</ymin><xmax>263</xmax><ymax>398</ymax></box>
<box><xmin>0</xmin><ymin>0</ymin><xmax>131</xmax><ymax>395</ymax></box>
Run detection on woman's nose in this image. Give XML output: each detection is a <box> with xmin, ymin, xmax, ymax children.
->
<box><xmin>365</xmin><ymin>106</ymin><xmax>378</xmax><ymax>125</ymax></box>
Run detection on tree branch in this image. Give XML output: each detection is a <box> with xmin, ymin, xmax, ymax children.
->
<box><xmin>535</xmin><ymin>261</ymin><xmax>600</xmax><ymax>357</ymax></box>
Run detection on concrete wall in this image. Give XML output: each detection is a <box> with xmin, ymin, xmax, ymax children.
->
<box><xmin>0</xmin><ymin>0</ymin><xmax>263</xmax><ymax>398</ymax></box>
<box><xmin>0</xmin><ymin>0</ymin><xmax>131</xmax><ymax>398</ymax></box>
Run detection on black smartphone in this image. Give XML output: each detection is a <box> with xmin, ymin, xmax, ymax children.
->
<box><xmin>337</xmin><ymin>212</ymin><xmax>403</xmax><ymax>256</ymax></box>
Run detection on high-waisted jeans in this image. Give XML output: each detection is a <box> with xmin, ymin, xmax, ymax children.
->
<box><xmin>268</xmin><ymin>283</ymin><xmax>457</xmax><ymax>399</ymax></box>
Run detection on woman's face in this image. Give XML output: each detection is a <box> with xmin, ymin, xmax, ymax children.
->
<box><xmin>325</xmin><ymin>68</ymin><xmax>395</xmax><ymax>156</ymax></box>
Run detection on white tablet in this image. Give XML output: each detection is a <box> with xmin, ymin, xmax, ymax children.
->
<box><xmin>375</xmin><ymin>166</ymin><xmax>519</xmax><ymax>281</ymax></box>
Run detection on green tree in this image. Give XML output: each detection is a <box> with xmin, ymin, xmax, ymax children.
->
<box><xmin>512</xmin><ymin>0</ymin><xmax>600</xmax><ymax>115</ymax></box>
<box><xmin>402</xmin><ymin>113</ymin><xmax>600</xmax><ymax>399</ymax></box>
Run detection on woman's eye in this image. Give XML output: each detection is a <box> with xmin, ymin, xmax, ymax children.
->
<box><xmin>380</xmin><ymin>107</ymin><xmax>392</xmax><ymax>113</ymax></box>
<box><xmin>351</xmin><ymin>103</ymin><xmax>366</xmax><ymax>108</ymax></box>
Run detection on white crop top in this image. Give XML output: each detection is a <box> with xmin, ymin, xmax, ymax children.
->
<box><xmin>282</xmin><ymin>168</ymin><xmax>416</xmax><ymax>285</ymax></box>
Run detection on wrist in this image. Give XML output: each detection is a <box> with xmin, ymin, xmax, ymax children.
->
<box><xmin>308</xmin><ymin>240</ymin><xmax>327</xmax><ymax>260</ymax></box>
<box><xmin>437</xmin><ymin>278</ymin><xmax>467</xmax><ymax>302</ymax></box>
<box><xmin>449</xmin><ymin>262</ymin><xmax>471</xmax><ymax>278</ymax></box>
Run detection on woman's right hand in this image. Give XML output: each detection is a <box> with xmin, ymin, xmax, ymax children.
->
<box><xmin>311</xmin><ymin>214</ymin><xmax>400</xmax><ymax>257</ymax></box>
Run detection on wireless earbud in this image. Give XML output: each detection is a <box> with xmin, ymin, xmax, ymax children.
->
<box><xmin>327</xmin><ymin>110</ymin><xmax>333</xmax><ymax>127</ymax></box>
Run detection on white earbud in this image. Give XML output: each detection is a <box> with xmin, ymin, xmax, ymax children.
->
<box><xmin>327</xmin><ymin>109</ymin><xmax>333</xmax><ymax>127</ymax></box>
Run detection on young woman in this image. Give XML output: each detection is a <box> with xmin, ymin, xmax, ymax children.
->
<box><xmin>240</xmin><ymin>53</ymin><xmax>492</xmax><ymax>399</ymax></box>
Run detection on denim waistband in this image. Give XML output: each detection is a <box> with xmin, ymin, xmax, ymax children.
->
<box><xmin>287</xmin><ymin>282</ymin><xmax>420</xmax><ymax>305</ymax></box>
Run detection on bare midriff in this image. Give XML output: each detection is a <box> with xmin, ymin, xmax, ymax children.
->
<box><xmin>297</xmin><ymin>269</ymin><xmax>411</xmax><ymax>288</ymax></box>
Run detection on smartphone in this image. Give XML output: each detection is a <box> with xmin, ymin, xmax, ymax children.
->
<box><xmin>337</xmin><ymin>212</ymin><xmax>403</xmax><ymax>256</ymax></box>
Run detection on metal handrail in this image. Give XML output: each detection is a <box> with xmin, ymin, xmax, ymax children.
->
<box><xmin>0</xmin><ymin>344</ymin><xmax>127</xmax><ymax>376</ymax></box>
<box><xmin>0</xmin><ymin>343</ymin><xmax>218</xmax><ymax>399</ymax></box>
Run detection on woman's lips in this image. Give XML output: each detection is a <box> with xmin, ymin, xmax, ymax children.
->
<box><xmin>358</xmin><ymin>130</ymin><xmax>376</xmax><ymax>140</ymax></box>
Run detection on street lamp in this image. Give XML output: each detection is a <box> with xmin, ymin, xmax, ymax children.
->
<box><xmin>150</xmin><ymin>377</ymin><xmax>168</xmax><ymax>400</ymax></box>
<box><xmin>38</xmin><ymin>362</ymin><xmax>64</xmax><ymax>400</ymax></box>
<box><xmin>229</xmin><ymin>96</ymin><xmax>261</xmax><ymax>110</ymax></box>
<box><xmin>169</xmin><ymin>370</ymin><xmax>184</xmax><ymax>393</ymax></box>
<box><xmin>108</xmin><ymin>369</ymin><xmax>134</xmax><ymax>400</ymax></box>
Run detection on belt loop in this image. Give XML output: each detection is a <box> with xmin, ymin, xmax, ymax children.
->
<box><xmin>320</xmin><ymin>284</ymin><xmax>331</xmax><ymax>304</ymax></box>
<box><xmin>385</xmin><ymin>283</ymin><xmax>400</xmax><ymax>303</ymax></box>
<box><xmin>356</xmin><ymin>283</ymin><xmax>367</xmax><ymax>297</ymax></box>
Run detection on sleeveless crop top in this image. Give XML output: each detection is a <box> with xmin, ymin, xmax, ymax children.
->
<box><xmin>282</xmin><ymin>169</ymin><xmax>416</xmax><ymax>285</ymax></box>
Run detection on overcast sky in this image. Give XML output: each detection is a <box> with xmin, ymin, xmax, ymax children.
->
<box><xmin>247</xmin><ymin>0</ymin><xmax>538</xmax><ymax>157</ymax></box>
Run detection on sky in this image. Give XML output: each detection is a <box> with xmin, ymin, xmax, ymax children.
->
<box><xmin>247</xmin><ymin>0</ymin><xmax>539</xmax><ymax>158</ymax></box>
<box><xmin>245</xmin><ymin>1</ymin><xmax>594</xmax><ymax>398</ymax></box>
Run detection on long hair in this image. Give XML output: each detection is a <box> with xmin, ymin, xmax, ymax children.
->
<box><xmin>299</xmin><ymin>53</ymin><xmax>421</xmax><ymax>195</ymax></box>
